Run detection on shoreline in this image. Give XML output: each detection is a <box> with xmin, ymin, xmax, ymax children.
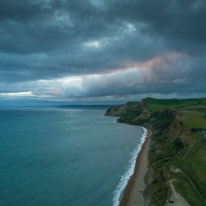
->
<box><xmin>119</xmin><ymin>128</ymin><xmax>151</xmax><ymax>206</ymax></box>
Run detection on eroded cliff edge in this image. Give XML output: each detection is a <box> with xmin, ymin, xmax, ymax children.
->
<box><xmin>105</xmin><ymin>98</ymin><xmax>206</xmax><ymax>206</ymax></box>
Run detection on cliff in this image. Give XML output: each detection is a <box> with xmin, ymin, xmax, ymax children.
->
<box><xmin>105</xmin><ymin>98</ymin><xmax>206</xmax><ymax>206</ymax></box>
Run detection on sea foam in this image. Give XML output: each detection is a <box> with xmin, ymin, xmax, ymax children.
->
<box><xmin>112</xmin><ymin>127</ymin><xmax>147</xmax><ymax>206</ymax></box>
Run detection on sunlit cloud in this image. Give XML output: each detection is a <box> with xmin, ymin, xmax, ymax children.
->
<box><xmin>0</xmin><ymin>92</ymin><xmax>34</xmax><ymax>97</ymax></box>
<box><xmin>84</xmin><ymin>41</ymin><xmax>101</xmax><ymax>48</ymax></box>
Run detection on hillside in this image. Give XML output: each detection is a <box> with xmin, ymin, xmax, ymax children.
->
<box><xmin>105</xmin><ymin>98</ymin><xmax>206</xmax><ymax>206</ymax></box>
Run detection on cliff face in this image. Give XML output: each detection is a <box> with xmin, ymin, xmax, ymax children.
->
<box><xmin>105</xmin><ymin>98</ymin><xmax>204</xmax><ymax>206</ymax></box>
<box><xmin>165</xmin><ymin>114</ymin><xmax>193</xmax><ymax>146</ymax></box>
<box><xmin>105</xmin><ymin>101</ymin><xmax>140</xmax><ymax>117</ymax></box>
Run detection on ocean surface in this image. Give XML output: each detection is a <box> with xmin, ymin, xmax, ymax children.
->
<box><xmin>0</xmin><ymin>108</ymin><xmax>145</xmax><ymax>206</ymax></box>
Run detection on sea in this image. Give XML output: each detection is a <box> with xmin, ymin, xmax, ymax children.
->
<box><xmin>0</xmin><ymin>107</ymin><xmax>146</xmax><ymax>206</ymax></box>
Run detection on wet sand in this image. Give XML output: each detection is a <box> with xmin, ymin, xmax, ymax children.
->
<box><xmin>119</xmin><ymin>129</ymin><xmax>151</xmax><ymax>206</ymax></box>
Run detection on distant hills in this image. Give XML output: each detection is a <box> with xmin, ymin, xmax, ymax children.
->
<box><xmin>58</xmin><ymin>104</ymin><xmax>116</xmax><ymax>109</ymax></box>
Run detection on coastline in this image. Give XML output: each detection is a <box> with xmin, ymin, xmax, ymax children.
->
<box><xmin>119</xmin><ymin>128</ymin><xmax>151</xmax><ymax>206</ymax></box>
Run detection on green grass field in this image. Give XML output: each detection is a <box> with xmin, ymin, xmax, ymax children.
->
<box><xmin>173</xmin><ymin>107</ymin><xmax>206</xmax><ymax>205</ymax></box>
<box><xmin>144</xmin><ymin>97</ymin><xmax>206</xmax><ymax>112</ymax></box>
<box><xmin>184</xmin><ymin>136</ymin><xmax>206</xmax><ymax>190</ymax></box>
<box><xmin>179</xmin><ymin>110</ymin><xmax>206</xmax><ymax>129</ymax></box>
<box><xmin>174</xmin><ymin>176</ymin><xmax>206</xmax><ymax>206</ymax></box>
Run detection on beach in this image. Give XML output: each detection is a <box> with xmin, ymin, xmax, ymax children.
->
<box><xmin>119</xmin><ymin>129</ymin><xmax>151</xmax><ymax>206</ymax></box>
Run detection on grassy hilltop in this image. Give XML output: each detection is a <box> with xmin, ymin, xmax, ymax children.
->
<box><xmin>105</xmin><ymin>98</ymin><xmax>206</xmax><ymax>206</ymax></box>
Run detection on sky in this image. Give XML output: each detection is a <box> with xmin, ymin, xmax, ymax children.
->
<box><xmin>0</xmin><ymin>0</ymin><xmax>206</xmax><ymax>105</ymax></box>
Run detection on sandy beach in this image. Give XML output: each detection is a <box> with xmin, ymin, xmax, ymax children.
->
<box><xmin>119</xmin><ymin>129</ymin><xmax>151</xmax><ymax>206</ymax></box>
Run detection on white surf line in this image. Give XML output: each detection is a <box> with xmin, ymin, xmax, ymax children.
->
<box><xmin>113</xmin><ymin>127</ymin><xmax>147</xmax><ymax>206</ymax></box>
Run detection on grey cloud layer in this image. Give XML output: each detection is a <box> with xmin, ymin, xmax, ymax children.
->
<box><xmin>0</xmin><ymin>0</ymin><xmax>206</xmax><ymax>101</ymax></box>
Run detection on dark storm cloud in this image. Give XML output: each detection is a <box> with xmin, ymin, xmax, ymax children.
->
<box><xmin>0</xmin><ymin>0</ymin><xmax>206</xmax><ymax>102</ymax></box>
<box><xmin>0</xmin><ymin>0</ymin><xmax>164</xmax><ymax>82</ymax></box>
<box><xmin>111</xmin><ymin>0</ymin><xmax>206</xmax><ymax>54</ymax></box>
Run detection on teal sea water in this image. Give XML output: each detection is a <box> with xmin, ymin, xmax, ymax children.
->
<box><xmin>0</xmin><ymin>108</ymin><xmax>145</xmax><ymax>206</ymax></box>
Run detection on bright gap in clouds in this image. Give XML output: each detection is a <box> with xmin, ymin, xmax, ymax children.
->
<box><xmin>84</xmin><ymin>41</ymin><xmax>101</xmax><ymax>48</ymax></box>
<box><xmin>0</xmin><ymin>68</ymin><xmax>141</xmax><ymax>100</ymax></box>
<box><xmin>31</xmin><ymin>68</ymin><xmax>141</xmax><ymax>99</ymax></box>
<box><xmin>0</xmin><ymin>92</ymin><xmax>34</xmax><ymax>97</ymax></box>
